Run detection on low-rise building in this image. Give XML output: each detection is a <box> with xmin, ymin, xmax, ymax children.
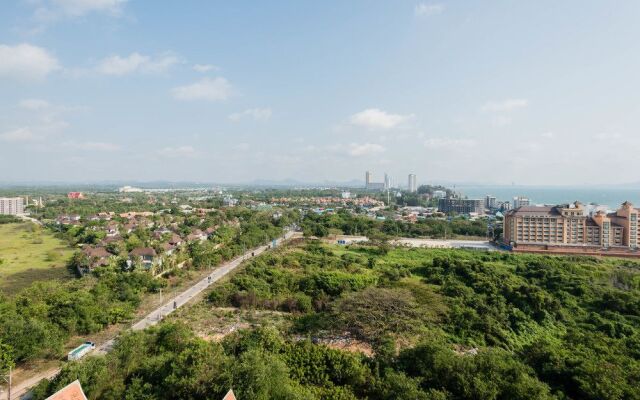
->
<box><xmin>81</xmin><ymin>246</ymin><xmax>114</xmax><ymax>273</ymax></box>
<box><xmin>67</xmin><ymin>192</ymin><xmax>85</xmax><ymax>199</ymax></box>
<box><xmin>128</xmin><ymin>247</ymin><xmax>160</xmax><ymax>270</ymax></box>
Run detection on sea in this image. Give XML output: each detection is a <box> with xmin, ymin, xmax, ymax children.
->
<box><xmin>456</xmin><ymin>185</ymin><xmax>640</xmax><ymax>210</ymax></box>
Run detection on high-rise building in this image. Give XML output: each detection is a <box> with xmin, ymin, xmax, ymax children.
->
<box><xmin>365</xmin><ymin>171</ymin><xmax>385</xmax><ymax>191</ymax></box>
<box><xmin>485</xmin><ymin>195</ymin><xmax>497</xmax><ymax>210</ymax></box>
<box><xmin>0</xmin><ymin>197</ymin><xmax>25</xmax><ymax>215</ymax></box>
<box><xmin>504</xmin><ymin>201</ymin><xmax>639</xmax><ymax>249</ymax></box>
<box><xmin>384</xmin><ymin>173</ymin><xmax>392</xmax><ymax>190</ymax></box>
<box><xmin>408</xmin><ymin>174</ymin><xmax>417</xmax><ymax>193</ymax></box>
<box><xmin>513</xmin><ymin>196</ymin><xmax>530</xmax><ymax>208</ymax></box>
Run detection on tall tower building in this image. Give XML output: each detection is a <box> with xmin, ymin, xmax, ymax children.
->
<box><xmin>365</xmin><ymin>171</ymin><xmax>371</xmax><ymax>189</ymax></box>
<box><xmin>408</xmin><ymin>174</ymin><xmax>417</xmax><ymax>193</ymax></box>
<box><xmin>384</xmin><ymin>173</ymin><xmax>392</xmax><ymax>190</ymax></box>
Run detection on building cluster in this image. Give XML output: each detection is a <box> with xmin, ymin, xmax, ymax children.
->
<box><xmin>504</xmin><ymin>201</ymin><xmax>640</xmax><ymax>251</ymax></box>
<box><xmin>365</xmin><ymin>171</ymin><xmax>418</xmax><ymax>192</ymax></box>
<box><xmin>270</xmin><ymin>195</ymin><xmax>384</xmax><ymax>208</ymax></box>
<box><xmin>58</xmin><ymin>207</ymin><xmax>218</xmax><ymax>275</ymax></box>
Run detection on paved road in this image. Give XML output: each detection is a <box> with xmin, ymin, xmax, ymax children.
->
<box><xmin>2</xmin><ymin>231</ymin><xmax>296</xmax><ymax>399</ymax></box>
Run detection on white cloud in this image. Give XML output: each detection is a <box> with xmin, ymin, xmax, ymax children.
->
<box><xmin>171</xmin><ymin>77</ymin><xmax>233</xmax><ymax>101</ymax></box>
<box><xmin>423</xmin><ymin>138</ymin><xmax>476</xmax><ymax>149</ymax></box>
<box><xmin>157</xmin><ymin>145</ymin><xmax>198</xmax><ymax>158</ymax></box>
<box><xmin>0</xmin><ymin>44</ymin><xmax>59</xmax><ymax>81</ymax></box>
<box><xmin>491</xmin><ymin>115</ymin><xmax>512</xmax><ymax>127</ymax></box>
<box><xmin>0</xmin><ymin>127</ymin><xmax>37</xmax><ymax>142</ymax></box>
<box><xmin>19</xmin><ymin>99</ymin><xmax>51</xmax><ymax>110</ymax></box>
<box><xmin>481</xmin><ymin>98</ymin><xmax>529</xmax><ymax>113</ymax></box>
<box><xmin>541</xmin><ymin>131</ymin><xmax>554</xmax><ymax>139</ymax></box>
<box><xmin>228</xmin><ymin>108</ymin><xmax>272</xmax><ymax>122</ymax></box>
<box><xmin>349</xmin><ymin>108</ymin><xmax>413</xmax><ymax>130</ymax></box>
<box><xmin>234</xmin><ymin>143</ymin><xmax>250</xmax><ymax>151</ymax></box>
<box><xmin>193</xmin><ymin>64</ymin><xmax>218</xmax><ymax>73</ymax></box>
<box><xmin>34</xmin><ymin>0</ymin><xmax>128</xmax><ymax>19</ymax></box>
<box><xmin>414</xmin><ymin>3</ymin><xmax>444</xmax><ymax>17</ymax></box>
<box><xmin>348</xmin><ymin>143</ymin><xmax>386</xmax><ymax>156</ymax></box>
<box><xmin>96</xmin><ymin>52</ymin><xmax>180</xmax><ymax>76</ymax></box>
<box><xmin>594</xmin><ymin>132</ymin><xmax>623</xmax><ymax>141</ymax></box>
<box><xmin>63</xmin><ymin>141</ymin><xmax>120</xmax><ymax>151</ymax></box>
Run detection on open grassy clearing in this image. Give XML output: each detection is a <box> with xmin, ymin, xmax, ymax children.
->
<box><xmin>0</xmin><ymin>223</ymin><xmax>74</xmax><ymax>295</ymax></box>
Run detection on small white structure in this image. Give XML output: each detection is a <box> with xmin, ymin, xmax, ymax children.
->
<box><xmin>67</xmin><ymin>342</ymin><xmax>95</xmax><ymax>361</ymax></box>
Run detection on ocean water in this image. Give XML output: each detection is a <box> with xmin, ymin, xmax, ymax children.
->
<box><xmin>456</xmin><ymin>186</ymin><xmax>640</xmax><ymax>209</ymax></box>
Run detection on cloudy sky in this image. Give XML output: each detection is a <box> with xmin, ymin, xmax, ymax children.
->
<box><xmin>1</xmin><ymin>1</ymin><xmax>640</xmax><ymax>185</ymax></box>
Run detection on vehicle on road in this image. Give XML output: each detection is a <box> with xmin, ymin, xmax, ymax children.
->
<box><xmin>67</xmin><ymin>341</ymin><xmax>95</xmax><ymax>361</ymax></box>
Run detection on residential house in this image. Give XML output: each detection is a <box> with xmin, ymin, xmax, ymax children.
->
<box><xmin>80</xmin><ymin>246</ymin><xmax>114</xmax><ymax>274</ymax></box>
<box><xmin>123</xmin><ymin>223</ymin><xmax>136</xmax><ymax>234</ymax></box>
<box><xmin>56</xmin><ymin>215</ymin><xmax>81</xmax><ymax>225</ymax></box>
<box><xmin>100</xmin><ymin>235</ymin><xmax>122</xmax><ymax>246</ymax></box>
<box><xmin>45</xmin><ymin>380</ymin><xmax>87</xmax><ymax>400</ymax></box>
<box><xmin>222</xmin><ymin>389</ymin><xmax>236</xmax><ymax>400</ymax></box>
<box><xmin>128</xmin><ymin>247</ymin><xmax>160</xmax><ymax>270</ymax></box>
<box><xmin>168</xmin><ymin>234</ymin><xmax>183</xmax><ymax>247</ymax></box>
<box><xmin>162</xmin><ymin>242</ymin><xmax>177</xmax><ymax>255</ymax></box>
<box><xmin>105</xmin><ymin>222</ymin><xmax>119</xmax><ymax>237</ymax></box>
<box><xmin>152</xmin><ymin>227</ymin><xmax>172</xmax><ymax>240</ymax></box>
<box><xmin>187</xmin><ymin>229</ymin><xmax>207</xmax><ymax>242</ymax></box>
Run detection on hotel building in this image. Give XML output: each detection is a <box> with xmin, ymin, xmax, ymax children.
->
<box><xmin>504</xmin><ymin>201</ymin><xmax>638</xmax><ymax>249</ymax></box>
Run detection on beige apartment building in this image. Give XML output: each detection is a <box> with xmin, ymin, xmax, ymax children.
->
<box><xmin>504</xmin><ymin>201</ymin><xmax>638</xmax><ymax>249</ymax></box>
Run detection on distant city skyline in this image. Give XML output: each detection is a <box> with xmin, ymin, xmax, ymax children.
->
<box><xmin>1</xmin><ymin>1</ymin><xmax>640</xmax><ymax>184</ymax></box>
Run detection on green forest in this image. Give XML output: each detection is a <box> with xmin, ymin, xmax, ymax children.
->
<box><xmin>301</xmin><ymin>210</ymin><xmax>489</xmax><ymax>239</ymax></box>
<box><xmin>31</xmin><ymin>243</ymin><xmax>640</xmax><ymax>399</ymax></box>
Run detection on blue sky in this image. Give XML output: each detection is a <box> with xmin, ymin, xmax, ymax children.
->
<box><xmin>1</xmin><ymin>1</ymin><xmax>640</xmax><ymax>185</ymax></box>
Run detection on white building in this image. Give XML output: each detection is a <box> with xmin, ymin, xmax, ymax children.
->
<box><xmin>433</xmin><ymin>190</ymin><xmax>447</xmax><ymax>199</ymax></box>
<box><xmin>384</xmin><ymin>173</ymin><xmax>392</xmax><ymax>190</ymax></box>
<box><xmin>408</xmin><ymin>174</ymin><xmax>417</xmax><ymax>193</ymax></box>
<box><xmin>485</xmin><ymin>195</ymin><xmax>497</xmax><ymax>210</ymax></box>
<box><xmin>513</xmin><ymin>196</ymin><xmax>531</xmax><ymax>208</ymax></box>
<box><xmin>0</xmin><ymin>197</ymin><xmax>24</xmax><ymax>215</ymax></box>
<box><xmin>118</xmin><ymin>186</ymin><xmax>144</xmax><ymax>193</ymax></box>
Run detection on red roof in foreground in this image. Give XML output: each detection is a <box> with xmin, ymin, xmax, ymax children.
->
<box><xmin>222</xmin><ymin>389</ymin><xmax>237</xmax><ymax>400</ymax></box>
<box><xmin>45</xmin><ymin>380</ymin><xmax>87</xmax><ymax>400</ymax></box>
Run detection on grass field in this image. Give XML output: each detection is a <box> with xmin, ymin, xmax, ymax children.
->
<box><xmin>0</xmin><ymin>223</ymin><xmax>74</xmax><ymax>295</ymax></box>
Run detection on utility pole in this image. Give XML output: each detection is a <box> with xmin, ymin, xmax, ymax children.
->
<box><xmin>2</xmin><ymin>365</ymin><xmax>11</xmax><ymax>400</ymax></box>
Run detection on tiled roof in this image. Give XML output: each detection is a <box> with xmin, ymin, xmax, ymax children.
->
<box><xmin>129</xmin><ymin>247</ymin><xmax>156</xmax><ymax>257</ymax></box>
<box><xmin>83</xmin><ymin>246</ymin><xmax>111</xmax><ymax>258</ymax></box>
<box><xmin>45</xmin><ymin>380</ymin><xmax>87</xmax><ymax>400</ymax></box>
<box><xmin>222</xmin><ymin>389</ymin><xmax>236</xmax><ymax>400</ymax></box>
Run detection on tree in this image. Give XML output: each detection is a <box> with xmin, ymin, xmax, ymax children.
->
<box><xmin>0</xmin><ymin>339</ymin><xmax>14</xmax><ymax>373</ymax></box>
